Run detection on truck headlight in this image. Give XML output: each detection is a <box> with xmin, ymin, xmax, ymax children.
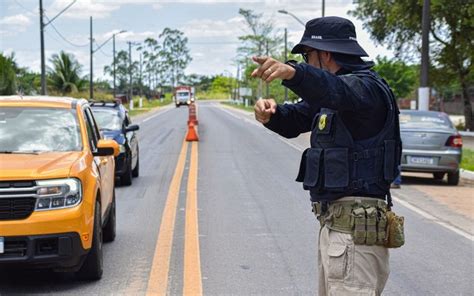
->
<box><xmin>35</xmin><ymin>178</ymin><xmax>82</xmax><ymax>210</ymax></box>
<box><xmin>119</xmin><ymin>144</ymin><xmax>126</xmax><ymax>153</ymax></box>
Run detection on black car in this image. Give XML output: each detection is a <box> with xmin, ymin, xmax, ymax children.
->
<box><xmin>91</xmin><ymin>101</ymin><xmax>139</xmax><ymax>186</ymax></box>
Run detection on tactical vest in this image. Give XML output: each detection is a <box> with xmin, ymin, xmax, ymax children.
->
<box><xmin>296</xmin><ymin>70</ymin><xmax>401</xmax><ymax>202</ymax></box>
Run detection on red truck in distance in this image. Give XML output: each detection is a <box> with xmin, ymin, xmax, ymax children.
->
<box><xmin>174</xmin><ymin>86</ymin><xmax>195</xmax><ymax>107</ymax></box>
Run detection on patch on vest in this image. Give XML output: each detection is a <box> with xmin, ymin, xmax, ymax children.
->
<box><xmin>319</xmin><ymin>114</ymin><xmax>327</xmax><ymax>131</ymax></box>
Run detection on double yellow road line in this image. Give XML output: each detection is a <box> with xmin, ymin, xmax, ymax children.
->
<box><xmin>146</xmin><ymin>140</ymin><xmax>202</xmax><ymax>296</ymax></box>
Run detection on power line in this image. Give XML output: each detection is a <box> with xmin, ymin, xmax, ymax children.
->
<box><xmin>96</xmin><ymin>44</ymin><xmax>113</xmax><ymax>58</ymax></box>
<box><xmin>12</xmin><ymin>0</ymin><xmax>36</xmax><ymax>14</ymax></box>
<box><xmin>45</xmin><ymin>15</ymin><xmax>89</xmax><ymax>48</ymax></box>
<box><xmin>189</xmin><ymin>41</ymin><xmax>240</xmax><ymax>45</ymax></box>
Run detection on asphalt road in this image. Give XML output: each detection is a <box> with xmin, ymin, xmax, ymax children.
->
<box><xmin>1</xmin><ymin>101</ymin><xmax>472</xmax><ymax>295</ymax></box>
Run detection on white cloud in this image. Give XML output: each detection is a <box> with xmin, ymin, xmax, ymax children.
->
<box><xmin>0</xmin><ymin>13</ymin><xmax>33</xmax><ymax>37</ymax></box>
<box><xmin>181</xmin><ymin>17</ymin><xmax>244</xmax><ymax>39</ymax></box>
<box><xmin>0</xmin><ymin>14</ymin><xmax>32</xmax><ymax>26</ymax></box>
<box><xmin>46</xmin><ymin>0</ymin><xmax>121</xmax><ymax>20</ymax></box>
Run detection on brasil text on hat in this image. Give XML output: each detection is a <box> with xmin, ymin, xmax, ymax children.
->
<box><xmin>291</xmin><ymin>16</ymin><xmax>368</xmax><ymax>57</ymax></box>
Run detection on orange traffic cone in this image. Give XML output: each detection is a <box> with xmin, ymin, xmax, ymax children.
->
<box><xmin>188</xmin><ymin>103</ymin><xmax>199</xmax><ymax>125</ymax></box>
<box><xmin>186</xmin><ymin>122</ymin><xmax>199</xmax><ymax>142</ymax></box>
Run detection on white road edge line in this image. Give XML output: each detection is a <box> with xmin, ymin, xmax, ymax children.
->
<box><xmin>218</xmin><ymin>103</ymin><xmax>474</xmax><ymax>242</ymax></box>
<box><xmin>219</xmin><ymin>105</ymin><xmax>306</xmax><ymax>152</ymax></box>
<box><xmin>392</xmin><ymin>196</ymin><xmax>473</xmax><ymax>241</ymax></box>
<box><xmin>139</xmin><ymin>107</ymin><xmax>173</xmax><ymax>124</ymax></box>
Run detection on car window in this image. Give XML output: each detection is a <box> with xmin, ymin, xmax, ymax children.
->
<box><xmin>400</xmin><ymin>112</ymin><xmax>453</xmax><ymax>130</ymax></box>
<box><xmin>0</xmin><ymin>107</ymin><xmax>82</xmax><ymax>152</ymax></box>
<box><xmin>84</xmin><ymin>108</ymin><xmax>100</xmax><ymax>151</ymax></box>
<box><xmin>125</xmin><ymin>112</ymin><xmax>131</xmax><ymax>126</ymax></box>
<box><xmin>92</xmin><ymin>108</ymin><xmax>123</xmax><ymax>130</ymax></box>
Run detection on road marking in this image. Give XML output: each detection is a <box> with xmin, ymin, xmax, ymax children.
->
<box><xmin>183</xmin><ymin>141</ymin><xmax>203</xmax><ymax>296</ymax></box>
<box><xmin>392</xmin><ymin>196</ymin><xmax>474</xmax><ymax>241</ymax></box>
<box><xmin>146</xmin><ymin>139</ymin><xmax>188</xmax><ymax>296</ymax></box>
<box><xmin>140</xmin><ymin>107</ymin><xmax>173</xmax><ymax>123</ymax></box>
<box><xmin>219</xmin><ymin>104</ymin><xmax>306</xmax><ymax>152</ymax></box>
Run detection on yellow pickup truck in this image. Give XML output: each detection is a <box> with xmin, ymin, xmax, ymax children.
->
<box><xmin>0</xmin><ymin>96</ymin><xmax>119</xmax><ymax>280</ymax></box>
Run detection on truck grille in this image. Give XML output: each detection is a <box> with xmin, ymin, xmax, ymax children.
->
<box><xmin>0</xmin><ymin>181</ymin><xmax>37</xmax><ymax>220</ymax></box>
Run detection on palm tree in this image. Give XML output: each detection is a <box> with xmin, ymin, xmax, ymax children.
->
<box><xmin>0</xmin><ymin>53</ymin><xmax>17</xmax><ymax>95</ymax></box>
<box><xmin>48</xmin><ymin>51</ymin><xmax>86</xmax><ymax>94</ymax></box>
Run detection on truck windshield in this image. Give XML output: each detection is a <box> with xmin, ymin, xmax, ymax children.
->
<box><xmin>177</xmin><ymin>92</ymin><xmax>190</xmax><ymax>98</ymax></box>
<box><xmin>0</xmin><ymin>107</ymin><xmax>82</xmax><ymax>153</ymax></box>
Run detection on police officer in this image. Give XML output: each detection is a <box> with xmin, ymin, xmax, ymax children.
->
<box><xmin>252</xmin><ymin>16</ymin><xmax>401</xmax><ymax>295</ymax></box>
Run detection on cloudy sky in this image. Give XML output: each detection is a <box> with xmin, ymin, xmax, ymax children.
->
<box><xmin>0</xmin><ymin>0</ymin><xmax>393</xmax><ymax>81</ymax></box>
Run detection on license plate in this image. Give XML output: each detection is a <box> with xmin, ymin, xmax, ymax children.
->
<box><xmin>0</xmin><ymin>237</ymin><xmax>4</xmax><ymax>254</ymax></box>
<box><xmin>409</xmin><ymin>156</ymin><xmax>435</xmax><ymax>165</ymax></box>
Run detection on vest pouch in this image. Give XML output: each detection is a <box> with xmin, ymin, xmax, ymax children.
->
<box><xmin>383</xmin><ymin>140</ymin><xmax>396</xmax><ymax>182</ymax></box>
<box><xmin>302</xmin><ymin>148</ymin><xmax>323</xmax><ymax>190</ymax></box>
<box><xmin>324</xmin><ymin>148</ymin><xmax>349</xmax><ymax>189</ymax></box>
<box><xmin>313</xmin><ymin>109</ymin><xmax>336</xmax><ymax>143</ymax></box>
<box><xmin>296</xmin><ymin>148</ymin><xmax>309</xmax><ymax>183</ymax></box>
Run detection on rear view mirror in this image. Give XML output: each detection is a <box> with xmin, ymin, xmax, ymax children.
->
<box><xmin>125</xmin><ymin>124</ymin><xmax>139</xmax><ymax>133</ymax></box>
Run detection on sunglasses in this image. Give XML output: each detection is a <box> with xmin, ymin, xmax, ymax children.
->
<box><xmin>301</xmin><ymin>50</ymin><xmax>316</xmax><ymax>63</ymax></box>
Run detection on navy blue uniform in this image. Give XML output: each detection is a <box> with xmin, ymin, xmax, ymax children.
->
<box><xmin>265</xmin><ymin>63</ymin><xmax>387</xmax><ymax>140</ymax></box>
<box><xmin>264</xmin><ymin>63</ymin><xmax>400</xmax><ymax>203</ymax></box>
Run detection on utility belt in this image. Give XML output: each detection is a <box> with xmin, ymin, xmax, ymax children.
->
<box><xmin>313</xmin><ymin>197</ymin><xmax>404</xmax><ymax>248</ymax></box>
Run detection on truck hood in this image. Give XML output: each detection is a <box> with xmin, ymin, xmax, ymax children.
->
<box><xmin>0</xmin><ymin>152</ymin><xmax>84</xmax><ymax>180</ymax></box>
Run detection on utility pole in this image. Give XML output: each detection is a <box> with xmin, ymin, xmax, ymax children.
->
<box><xmin>284</xmin><ymin>28</ymin><xmax>288</xmax><ymax>102</ymax></box>
<box><xmin>236</xmin><ymin>64</ymin><xmax>240</xmax><ymax>102</ymax></box>
<box><xmin>89</xmin><ymin>16</ymin><xmax>93</xmax><ymax>100</ymax></box>
<box><xmin>90</xmin><ymin>28</ymin><xmax>126</xmax><ymax>100</ymax></box>
<box><xmin>39</xmin><ymin>0</ymin><xmax>46</xmax><ymax>95</ymax></box>
<box><xmin>258</xmin><ymin>43</ymin><xmax>262</xmax><ymax>100</ymax></box>
<box><xmin>128</xmin><ymin>42</ymin><xmax>132</xmax><ymax>102</ymax></box>
<box><xmin>126</xmin><ymin>42</ymin><xmax>140</xmax><ymax>101</ymax></box>
<box><xmin>38</xmin><ymin>0</ymin><xmax>76</xmax><ymax>95</ymax></box>
<box><xmin>419</xmin><ymin>0</ymin><xmax>430</xmax><ymax>111</ymax></box>
<box><xmin>139</xmin><ymin>51</ymin><xmax>143</xmax><ymax>98</ymax></box>
<box><xmin>322</xmin><ymin>0</ymin><xmax>325</xmax><ymax>17</ymax></box>
<box><xmin>265</xmin><ymin>40</ymin><xmax>269</xmax><ymax>98</ymax></box>
<box><xmin>113</xmin><ymin>34</ymin><xmax>116</xmax><ymax>98</ymax></box>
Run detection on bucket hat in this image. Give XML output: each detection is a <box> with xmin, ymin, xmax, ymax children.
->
<box><xmin>291</xmin><ymin>16</ymin><xmax>368</xmax><ymax>57</ymax></box>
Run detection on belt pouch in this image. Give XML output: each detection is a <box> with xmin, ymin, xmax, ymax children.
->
<box><xmin>352</xmin><ymin>207</ymin><xmax>366</xmax><ymax>244</ymax></box>
<box><xmin>365</xmin><ymin>206</ymin><xmax>377</xmax><ymax>245</ymax></box>
<box><xmin>385</xmin><ymin>211</ymin><xmax>405</xmax><ymax>248</ymax></box>
<box><xmin>376</xmin><ymin>208</ymin><xmax>387</xmax><ymax>245</ymax></box>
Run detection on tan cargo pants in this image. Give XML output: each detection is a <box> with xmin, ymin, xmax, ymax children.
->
<box><xmin>317</xmin><ymin>199</ymin><xmax>390</xmax><ymax>296</ymax></box>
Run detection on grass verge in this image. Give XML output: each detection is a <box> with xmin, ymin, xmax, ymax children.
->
<box><xmin>221</xmin><ymin>101</ymin><xmax>254</xmax><ymax>112</ymax></box>
<box><xmin>126</xmin><ymin>94</ymin><xmax>173</xmax><ymax>117</ymax></box>
<box><xmin>461</xmin><ymin>148</ymin><xmax>474</xmax><ymax>171</ymax></box>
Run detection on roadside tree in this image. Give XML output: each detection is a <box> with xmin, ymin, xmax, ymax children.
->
<box><xmin>350</xmin><ymin>0</ymin><xmax>474</xmax><ymax>130</ymax></box>
<box><xmin>159</xmin><ymin>28</ymin><xmax>192</xmax><ymax>86</ymax></box>
<box><xmin>0</xmin><ymin>53</ymin><xmax>17</xmax><ymax>95</ymax></box>
<box><xmin>48</xmin><ymin>51</ymin><xmax>86</xmax><ymax>94</ymax></box>
<box><xmin>373</xmin><ymin>56</ymin><xmax>417</xmax><ymax>99</ymax></box>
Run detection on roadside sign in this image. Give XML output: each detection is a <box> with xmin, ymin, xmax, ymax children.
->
<box><xmin>239</xmin><ymin>87</ymin><xmax>252</xmax><ymax>97</ymax></box>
